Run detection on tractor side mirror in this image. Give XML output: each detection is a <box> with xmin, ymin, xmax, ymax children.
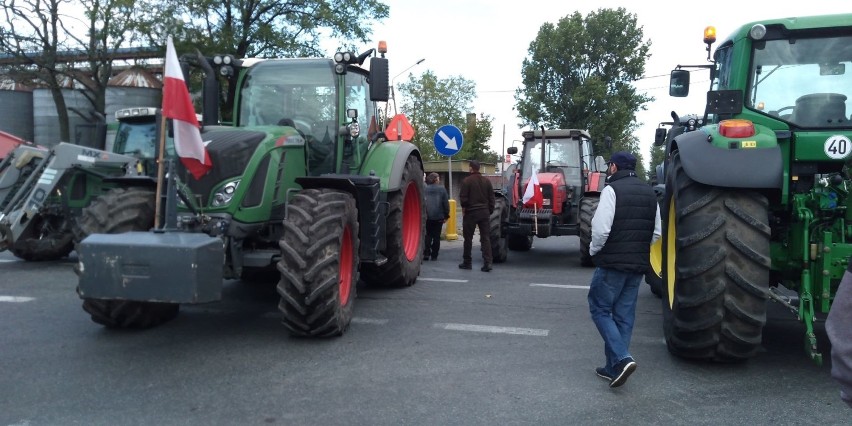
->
<box><xmin>654</xmin><ymin>128</ymin><xmax>668</xmax><ymax>146</ymax></box>
<box><xmin>507</xmin><ymin>146</ymin><xmax>518</xmax><ymax>155</ymax></box>
<box><xmin>369</xmin><ymin>57</ymin><xmax>389</xmax><ymax>101</ymax></box>
<box><xmin>594</xmin><ymin>155</ymin><xmax>607</xmax><ymax>172</ymax></box>
<box><xmin>670</xmin><ymin>69</ymin><xmax>690</xmax><ymax>97</ymax></box>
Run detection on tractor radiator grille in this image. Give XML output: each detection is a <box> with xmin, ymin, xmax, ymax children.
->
<box><xmin>181</xmin><ymin>130</ymin><xmax>266</xmax><ymax>206</ymax></box>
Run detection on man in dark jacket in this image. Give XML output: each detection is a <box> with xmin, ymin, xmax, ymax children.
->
<box><xmin>424</xmin><ymin>172</ymin><xmax>450</xmax><ymax>261</ymax></box>
<box><xmin>459</xmin><ymin>160</ymin><xmax>495</xmax><ymax>272</ymax></box>
<box><xmin>588</xmin><ymin>151</ymin><xmax>661</xmax><ymax>388</ymax></box>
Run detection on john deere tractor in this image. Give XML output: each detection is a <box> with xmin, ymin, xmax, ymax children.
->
<box><xmin>657</xmin><ymin>14</ymin><xmax>852</xmax><ymax>364</ymax></box>
<box><xmin>501</xmin><ymin>128</ymin><xmax>608</xmax><ymax>265</ymax></box>
<box><xmin>75</xmin><ymin>42</ymin><xmax>426</xmax><ymax>336</ymax></box>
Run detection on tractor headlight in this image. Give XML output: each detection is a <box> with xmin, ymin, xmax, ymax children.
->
<box><xmin>749</xmin><ymin>24</ymin><xmax>767</xmax><ymax>41</ymax></box>
<box><xmin>212</xmin><ymin>180</ymin><xmax>240</xmax><ymax>207</ymax></box>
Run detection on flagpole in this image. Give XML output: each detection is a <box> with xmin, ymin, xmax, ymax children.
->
<box><xmin>533</xmin><ymin>202</ymin><xmax>538</xmax><ymax>235</ymax></box>
<box><xmin>154</xmin><ymin>116</ymin><xmax>168</xmax><ymax>229</ymax></box>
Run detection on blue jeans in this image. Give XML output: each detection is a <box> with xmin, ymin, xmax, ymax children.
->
<box><xmin>588</xmin><ymin>267</ymin><xmax>642</xmax><ymax>375</ymax></box>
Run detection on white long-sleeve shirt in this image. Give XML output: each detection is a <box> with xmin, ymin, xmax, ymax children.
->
<box><xmin>589</xmin><ymin>185</ymin><xmax>662</xmax><ymax>256</ymax></box>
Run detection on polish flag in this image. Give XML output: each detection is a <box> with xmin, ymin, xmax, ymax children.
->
<box><xmin>522</xmin><ymin>169</ymin><xmax>543</xmax><ymax>208</ymax></box>
<box><xmin>162</xmin><ymin>36</ymin><xmax>212</xmax><ymax>180</ymax></box>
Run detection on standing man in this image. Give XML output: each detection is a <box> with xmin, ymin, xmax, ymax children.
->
<box><xmin>588</xmin><ymin>151</ymin><xmax>661</xmax><ymax>388</ymax></box>
<box><xmin>424</xmin><ymin>172</ymin><xmax>450</xmax><ymax>261</ymax></box>
<box><xmin>459</xmin><ymin>160</ymin><xmax>495</xmax><ymax>272</ymax></box>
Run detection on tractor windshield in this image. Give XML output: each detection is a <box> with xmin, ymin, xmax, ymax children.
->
<box><xmin>114</xmin><ymin>119</ymin><xmax>173</xmax><ymax>158</ymax></box>
<box><xmin>747</xmin><ymin>33</ymin><xmax>852</xmax><ymax>128</ymax></box>
<box><xmin>522</xmin><ymin>138</ymin><xmax>583</xmax><ymax>186</ymax></box>
<box><xmin>237</xmin><ymin>59</ymin><xmax>338</xmax><ymax>141</ymax></box>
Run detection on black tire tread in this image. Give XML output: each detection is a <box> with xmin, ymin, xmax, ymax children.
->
<box><xmin>361</xmin><ymin>155</ymin><xmax>425</xmax><ymax>287</ymax></box>
<box><xmin>75</xmin><ymin>187</ymin><xmax>178</xmax><ymax>329</ymax></box>
<box><xmin>662</xmin><ymin>152</ymin><xmax>770</xmax><ymax>362</ymax></box>
<box><xmin>578</xmin><ymin>196</ymin><xmax>599</xmax><ymax>267</ymax></box>
<box><xmin>278</xmin><ymin>188</ymin><xmax>359</xmax><ymax>337</ymax></box>
<box><xmin>490</xmin><ymin>197</ymin><xmax>508</xmax><ymax>263</ymax></box>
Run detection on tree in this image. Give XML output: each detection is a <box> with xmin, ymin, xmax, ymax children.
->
<box><xmin>144</xmin><ymin>0</ymin><xmax>389</xmax><ymax>58</ymax></box>
<box><xmin>458</xmin><ymin>113</ymin><xmax>499</xmax><ymax>164</ymax></box>
<box><xmin>648</xmin><ymin>139</ymin><xmax>666</xmax><ymax>183</ymax></box>
<box><xmin>397</xmin><ymin>71</ymin><xmax>467</xmax><ymax>160</ymax></box>
<box><xmin>397</xmin><ymin>71</ymin><xmax>495</xmax><ymax>163</ymax></box>
<box><xmin>515</xmin><ymin>7</ymin><xmax>652</xmax><ymax>162</ymax></box>
<box><xmin>1</xmin><ymin>0</ymin><xmax>154</xmax><ymax>145</ymax></box>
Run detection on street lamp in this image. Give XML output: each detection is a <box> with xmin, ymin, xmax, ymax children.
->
<box><xmin>388</xmin><ymin>58</ymin><xmax>425</xmax><ymax>116</ymax></box>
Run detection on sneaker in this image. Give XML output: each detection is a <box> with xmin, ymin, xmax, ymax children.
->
<box><xmin>595</xmin><ymin>367</ymin><xmax>613</xmax><ymax>381</ymax></box>
<box><xmin>458</xmin><ymin>263</ymin><xmax>472</xmax><ymax>270</ymax></box>
<box><xmin>423</xmin><ymin>257</ymin><xmax>430</xmax><ymax>261</ymax></box>
<box><xmin>481</xmin><ymin>265</ymin><xmax>492</xmax><ymax>272</ymax></box>
<box><xmin>609</xmin><ymin>358</ymin><xmax>637</xmax><ymax>388</ymax></box>
<box><xmin>430</xmin><ymin>256</ymin><xmax>437</xmax><ymax>261</ymax></box>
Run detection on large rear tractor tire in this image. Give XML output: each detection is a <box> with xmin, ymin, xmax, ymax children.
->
<box><xmin>74</xmin><ymin>187</ymin><xmax>178</xmax><ymax>329</ymax></box>
<box><xmin>578</xmin><ymin>196</ymin><xmax>599</xmax><ymax>267</ymax></box>
<box><xmin>490</xmin><ymin>197</ymin><xmax>508</xmax><ymax>263</ymax></box>
<box><xmin>9</xmin><ymin>210</ymin><xmax>75</xmax><ymax>261</ymax></box>
<box><xmin>278</xmin><ymin>189</ymin><xmax>359</xmax><ymax>337</ymax></box>
<box><xmin>662</xmin><ymin>152</ymin><xmax>770</xmax><ymax>361</ymax></box>
<box><xmin>361</xmin><ymin>154</ymin><xmax>425</xmax><ymax>287</ymax></box>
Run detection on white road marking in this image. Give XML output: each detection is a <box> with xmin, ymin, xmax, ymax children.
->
<box><xmin>530</xmin><ymin>283</ymin><xmax>590</xmax><ymax>290</ymax></box>
<box><xmin>0</xmin><ymin>259</ymin><xmax>17</xmax><ymax>263</ymax></box>
<box><xmin>351</xmin><ymin>317</ymin><xmax>389</xmax><ymax>325</ymax></box>
<box><xmin>435</xmin><ymin>322</ymin><xmax>549</xmax><ymax>337</ymax></box>
<box><xmin>419</xmin><ymin>277</ymin><xmax>469</xmax><ymax>283</ymax></box>
<box><xmin>0</xmin><ymin>296</ymin><xmax>35</xmax><ymax>303</ymax></box>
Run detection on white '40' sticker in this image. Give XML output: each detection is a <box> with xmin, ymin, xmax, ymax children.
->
<box><xmin>824</xmin><ymin>135</ymin><xmax>852</xmax><ymax>160</ymax></box>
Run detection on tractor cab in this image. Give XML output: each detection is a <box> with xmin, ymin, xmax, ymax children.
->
<box><xmin>514</xmin><ymin>129</ymin><xmax>594</xmax><ymax>215</ymax></box>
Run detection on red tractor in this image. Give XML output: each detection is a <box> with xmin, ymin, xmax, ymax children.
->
<box><xmin>498</xmin><ymin>128</ymin><xmax>608</xmax><ymax>265</ymax></box>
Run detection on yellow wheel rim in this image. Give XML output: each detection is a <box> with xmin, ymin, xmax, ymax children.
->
<box><xmin>666</xmin><ymin>198</ymin><xmax>677</xmax><ymax>309</ymax></box>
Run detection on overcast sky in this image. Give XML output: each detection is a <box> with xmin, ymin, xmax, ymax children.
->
<box><xmin>364</xmin><ymin>0</ymin><xmax>848</xmax><ymax>167</ymax></box>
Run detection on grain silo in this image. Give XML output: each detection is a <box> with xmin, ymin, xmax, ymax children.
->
<box><xmin>32</xmin><ymin>75</ymin><xmax>97</xmax><ymax>148</ymax></box>
<box><xmin>105</xmin><ymin>67</ymin><xmax>162</xmax><ymax>124</ymax></box>
<box><xmin>0</xmin><ymin>80</ymin><xmax>34</xmax><ymax>142</ymax></box>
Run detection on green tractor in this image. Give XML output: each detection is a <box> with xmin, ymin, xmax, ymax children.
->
<box><xmin>657</xmin><ymin>14</ymin><xmax>852</xmax><ymax>364</ymax></box>
<box><xmin>0</xmin><ymin>107</ymin><xmax>162</xmax><ymax>261</ymax></box>
<box><xmin>75</xmin><ymin>42</ymin><xmax>426</xmax><ymax>336</ymax></box>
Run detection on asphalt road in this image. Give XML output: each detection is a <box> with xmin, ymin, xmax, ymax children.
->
<box><xmin>0</xmin><ymin>236</ymin><xmax>848</xmax><ymax>425</ymax></box>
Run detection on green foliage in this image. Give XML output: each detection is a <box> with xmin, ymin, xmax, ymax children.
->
<box><xmin>139</xmin><ymin>0</ymin><xmax>390</xmax><ymax>58</ymax></box>
<box><xmin>647</xmin><ymin>141</ymin><xmax>666</xmax><ymax>183</ymax></box>
<box><xmin>515</xmin><ymin>7</ymin><xmax>652</xmax><ymax>162</ymax></box>
<box><xmin>397</xmin><ymin>71</ymin><xmax>495</xmax><ymax>162</ymax></box>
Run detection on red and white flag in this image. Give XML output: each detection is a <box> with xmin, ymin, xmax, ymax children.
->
<box><xmin>162</xmin><ymin>36</ymin><xmax>212</xmax><ymax>180</ymax></box>
<box><xmin>522</xmin><ymin>169</ymin><xmax>543</xmax><ymax>208</ymax></box>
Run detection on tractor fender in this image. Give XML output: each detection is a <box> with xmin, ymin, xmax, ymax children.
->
<box><xmin>360</xmin><ymin>141</ymin><xmax>422</xmax><ymax>192</ymax></box>
<box><xmin>674</xmin><ymin>130</ymin><xmax>782</xmax><ymax>189</ymax></box>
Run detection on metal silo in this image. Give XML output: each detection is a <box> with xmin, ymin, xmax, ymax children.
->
<box><xmin>32</xmin><ymin>74</ymin><xmax>99</xmax><ymax>148</ymax></box>
<box><xmin>106</xmin><ymin>67</ymin><xmax>162</xmax><ymax>124</ymax></box>
<box><xmin>0</xmin><ymin>81</ymin><xmax>34</xmax><ymax>142</ymax></box>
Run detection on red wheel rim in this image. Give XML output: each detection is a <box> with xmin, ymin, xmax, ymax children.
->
<box><xmin>339</xmin><ymin>224</ymin><xmax>353</xmax><ymax>306</ymax></box>
<box><xmin>401</xmin><ymin>181</ymin><xmax>422</xmax><ymax>261</ymax></box>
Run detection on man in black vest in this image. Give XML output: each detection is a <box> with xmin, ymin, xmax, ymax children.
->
<box><xmin>588</xmin><ymin>151</ymin><xmax>661</xmax><ymax>388</ymax></box>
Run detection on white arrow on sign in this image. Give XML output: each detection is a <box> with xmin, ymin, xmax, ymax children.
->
<box><xmin>438</xmin><ymin>129</ymin><xmax>458</xmax><ymax>151</ymax></box>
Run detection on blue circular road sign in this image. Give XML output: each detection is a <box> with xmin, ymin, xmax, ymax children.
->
<box><xmin>434</xmin><ymin>125</ymin><xmax>464</xmax><ymax>157</ymax></box>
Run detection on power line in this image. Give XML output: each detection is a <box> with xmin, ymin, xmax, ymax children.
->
<box><xmin>478</xmin><ymin>69</ymin><xmax>710</xmax><ymax>94</ymax></box>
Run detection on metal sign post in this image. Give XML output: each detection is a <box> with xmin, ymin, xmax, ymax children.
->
<box><xmin>434</xmin><ymin>124</ymin><xmax>464</xmax><ymax>241</ymax></box>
